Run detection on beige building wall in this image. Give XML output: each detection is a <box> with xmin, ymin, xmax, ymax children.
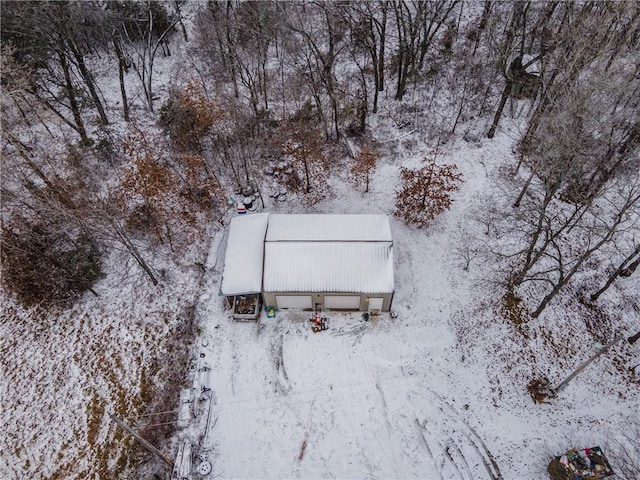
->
<box><xmin>262</xmin><ymin>292</ymin><xmax>393</xmax><ymax>312</ymax></box>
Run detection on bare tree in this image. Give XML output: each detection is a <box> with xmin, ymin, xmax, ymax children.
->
<box><xmin>112</xmin><ymin>37</ymin><xmax>131</xmax><ymax>122</ymax></box>
<box><xmin>193</xmin><ymin>2</ymin><xmax>280</xmax><ymax>115</ymax></box>
<box><xmin>393</xmin><ymin>0</ymin><xmax>460</xmax><ymax>101</ymax></box>
<box><xmin>1</xmin><ymin>1</ymin><xmax>114</xmax><ymax>143</ymax></box>
<box><xmin>342</xmin><ymin>2</ymin><xmax>389</xmax><ymax>113</ymax></box>
<box><xmin>282</xmin><ymin>2</ymin><xmax>348</xmax><ymax>139</ymax></box>
<box><xmin>590</xmin><ymin>243</ymin><xmax>640</xmax><ymax>301</ymax></box>
<box><xmin>392</xmin><ymin>0</ymin><xmax>423</xmax><ymax>101</ymax></box>
<box><xmin>530</xmin><ymin>185</ymin><xmax>639</xmax><ymax>318</ymax></box>
<box><xmin>605</xmin><ymin>417</ymin><xmax>640</xmax><ymax>480</ymax></box>
<box><xmin>505</xmin><ymin>23</ymin><xmax>640</xmax><ymax>304</ymax></box>
<box><xmin>114</xmin><ymin>1</ymin><xmax>180</xmax><ymax>112</ymax></box>
<box><xmin>506</xmin><ymin>168</ymin><xmax>640</xmax><ymax>318</ymax></box>
<box><xmin>486</xmin><ymin>1</ymin><xmax>540</xmax><ymax>139</ymax></box>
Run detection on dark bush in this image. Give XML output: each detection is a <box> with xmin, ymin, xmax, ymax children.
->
<box><xmin>1</xmin><ymin>219</ymin><xmax>102</xmax><ymax>307</ymax></box>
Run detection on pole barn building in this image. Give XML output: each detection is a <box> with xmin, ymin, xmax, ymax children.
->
<box><xmin>263</xmin><ymin>213</ymin><xmax>394</xmax><ymax>313</ymax></box>
<box><xmin>220</xmin><ymin>213</ymin><xmax>394</xmax><ymax>318</ymax></box>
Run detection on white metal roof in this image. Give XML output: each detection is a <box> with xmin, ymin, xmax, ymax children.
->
<box><xmin>220</xmin><ymin>213</ymin><xmax>269</xmax><ymax>295</ymax></box>
<box><xmin>266</xmin><ymin>214</ymin><xmax>392</xmax><ymax>242</ymax></box>
<box><xmin>263</xmin><ymin>242</ymin><xmax>394</xmax><ymax>293</ymax></box>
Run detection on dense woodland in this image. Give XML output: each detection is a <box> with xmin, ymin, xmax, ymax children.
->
<box><xmin>1</xmin><ymin>1</ymin><xmax>639</xmax><ymax>478</ymax></box>
<box><xmin>2</xmin><ymin>0</ymin><xmax>639</xmax><ymax>314</ymax></box>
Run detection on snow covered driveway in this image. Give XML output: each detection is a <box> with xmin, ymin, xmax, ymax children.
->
<box><xmin>195</xmin><ymin>304</ymin><xmax>503</xmax><ymax>479</ymax></box>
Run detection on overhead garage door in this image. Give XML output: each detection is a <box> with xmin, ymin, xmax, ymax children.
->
<box><xmin>276</xmin><ymin>295</ymin><xmax>313</xmax><ymax>310</ymax></box>
<box><xmin>324</xmin><ymin>295</ymin><xmax>361</xmax><ymax>310</ymax></box>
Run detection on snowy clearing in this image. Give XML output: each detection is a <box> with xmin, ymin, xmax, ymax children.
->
<box><xmin>181</xmin><ymin>126</ymin><xmax>640</xmax><ymax>479</ymax></box>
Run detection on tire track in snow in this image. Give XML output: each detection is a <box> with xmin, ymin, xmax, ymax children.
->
<box><xmin>410</xmin><ymin>386</ymin><xmax>503</xmax><ymax>480</ymax></box>
<box><xmin>425</xmin><ymin>388</ymin><xmax>502</xmax><ymax>480</ymax></box>
<box><xmin>447</xmin><ymin>436</ymin><xmax>475</xmax><ymax>479</ymax></box>
<box><xmin>414</xmin><ymin>418</ymin><xmax>443</xmax><ymax>480</ymax></box>
<box><xmin>329</xmin><ymin>320</ymin><xmax>369</xmax><ymax>346</ymax></box>
<box><xmin>415</xmin><ymin>418</ymin><xmax>465</xmax><ymax>480</ymax></box>
<box><xmin>375</xmin><ymin>380</ymin><xmax>393</xmax><ymax>432</ymax></box>
<box><xmin>229</xmin><ymin>321</ymin><xmax>238</xmax><ymax>397</ymax></box>
<box><xmin>272</xmin><ymin>333</ymin><xmax>290</xmax><ymax>394</ymax></box>
<box><xmin>375</xmin><ymin>375</ymin><xmax>404</xmax><ymax>473</ymax></box>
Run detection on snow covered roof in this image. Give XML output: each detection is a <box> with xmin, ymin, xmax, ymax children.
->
<box><xmin>222</xmin><ymin>213</ymin><xmax>394</xmax><ymax>295</ymax></box>
<box><xmin>263</xmin><ymin>214</ymin><xmax>394</xmax><ymax>293</ymax></box>
<box><xmin>220</xmin><ymin>213</ymin><xmax>270</xmax><ymax>295</ymax></box>
<box><xmin>263</xmin><ymin>242</ymin><xmax>394</xmax><ymax>293</ymax></box>
<box><xmin>266</xmin><ymin>214</ymin><xmax>392</xmax><ymax>242</ymax></box>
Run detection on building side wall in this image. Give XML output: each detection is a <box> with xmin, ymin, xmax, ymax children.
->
<box><xmin>262</xmin><ymin>292</ymin><xmax>393</xmax><ymax>312</ymax></box>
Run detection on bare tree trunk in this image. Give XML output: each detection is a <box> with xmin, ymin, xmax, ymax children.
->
<box><xmin>68</xmin><ymin>40</ymin><xmax>109</xmax><ymax>126</ymax></box>
<box><xmin>127</xmin><ymin>8</ymin><xmax>180</xmax><ymax>112</ymax></box>
<box><xmin>110</xmin><ymin>220</ymin><xmax>159</xmax><ymax>286</ymax></box>
<box><xmin>393</xmin><ymin>1</ymin><xmax>409</xmax><ymax>101</ymax></box>
<box><xmin>513</xmin><ymin>165</ymin><xmax>536</xmax><ymax>207</ymax></box>
<box><xmin>472</xmin><ymin>1</ymin><xmax>492</xmax><ymax>55</ymax></box>
<box><xmin>487</xmin><ymin>2</ymin><xmax>530</xmax><ymax>138</ymax></box>
<box><xmin>225</xmin><ymin>1</ymin><xmax>240</xmax><ymax>99</ymax></box>
<box><xmin>591</xmin><ymin>244</ymin><xmax>640</xmax><ymax>301</ymax></box>
<box><xmin>4</xmin><ymin>133</ymin><xmax>66</xmax><ymax>203</ymax></box>
<box><xmin>513</xmin><ymin>202</ymin><xmax>588</xmax><ymax>288</ymax></box>
<box><xmin>451</xmin><ymin>79</ymin><xmax>469</xmax><ymax>135</ymax></box>
<box><xmin>416</xmin><ymin>0</ymin><xmax>460</xmax><ymax>71</ymax></box>
<box><xmin>113</xmin><ymin>39</ymin><xmax>130</xmax><ymax>122</ymax></box>
<box><xmin>173</xmin><ymin>0</ymin><xmax>189</xmax><ymax>41</ymax></box>
<box><xmin>377</xmin><ymin>3</ymin><xmax>388</xmax><ymax>92</ymax></box>
<box><xmin>31</xmin><ymin>90</ymin><xmax>84</xmax><ymax>137</ymax></box>
<box><xmin>487</xmin><ymin>80</ymin><xmax>511</xmax><ymax>138</ymax></box>
<box><xmin>371</xmin><ymin>41</ymin><xmax>380</xmax><ymax>113</ymax></box>
<box><xmin>303</xmin><ymin>154</ymin><xmax>311</xmax><ymax>194</ymax></box>
<box><xmin>58</xmin><ymin>50</ymin><xmax>90</xmax><ymax>145</ymax></box>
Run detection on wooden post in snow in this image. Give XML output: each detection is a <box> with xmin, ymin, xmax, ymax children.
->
<box><xmin>552</xmin><ymin>336</ymin><xmax>623</xmax><ymax>395</ymax></box>
<box><xmin>110</xmin><ymin>414</ymin><xmax>174</xmax><ymax>468</ymax></box>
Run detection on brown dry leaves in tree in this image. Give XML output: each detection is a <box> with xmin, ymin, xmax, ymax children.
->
<box><xmin>281</xmin><ymin>124</ymin><xmax>330</xmax><ymax>206</ymax></box>
<box><xmin>349</xmin><ymin>142</ymin><xmax>379</xmax><ymax>193</ymax></box>
<box><xmin>395</xmin><ymin>161</ymin><xmax>462</xmax><ymax>228</ymax></box>
<box><xmin>178</xmin><ymin>153</ymin><xmax>225</xmax><ymax>211</ymax></box>
<box><xmin>159</xmin><ymin>79</ymin><xmax>220</xmax><ymax>153</ymax></box>
<box><xmin>119</xmin><ymin>126</ymin><xmax>214</xmax><ymax>251</ymax></box>
<box><xmin>122</xmin><ymin>129</ymin><xmax>177</xmax><ymax>205</ymax></box>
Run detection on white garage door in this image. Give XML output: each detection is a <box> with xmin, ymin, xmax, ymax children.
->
<box><xmin>368</xmin><ymin>297</ymin><xmax>384</xmax><ymax>312</ymax></box>
<box><xmin>276</xmin><ymin>295</ymin><xmax>313</xmax><ymax>310</ymax></box>
<box><xmin>324</xmin><ymin>295</ymin><xmax>361</xmax><ymax>310</ymax></box>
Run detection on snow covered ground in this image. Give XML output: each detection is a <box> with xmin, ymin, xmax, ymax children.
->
<box><xmin>2</xmin><ymin>5</ymin><xmax>639</xmax><ymax>478</ymax></box>
<box><xmin>182</xmin><ymin>124</ymin><xmax>640</xmax><ymax>479</ymax></box>
<box><xmin>0</xmin><ymin>246</ymin><xmax>209</xmax><ymax>479</ymax></box>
